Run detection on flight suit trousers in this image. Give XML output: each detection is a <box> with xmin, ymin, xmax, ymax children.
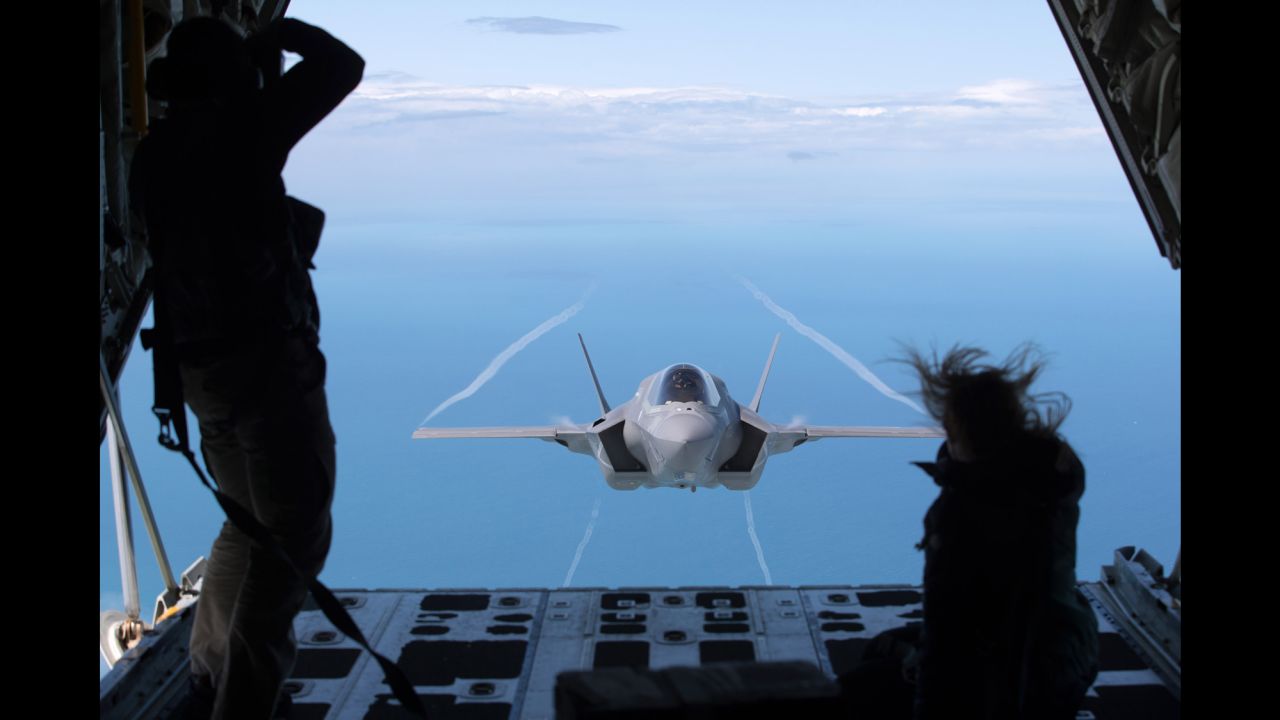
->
<box><xmin>180</xmin><ymin>335</ymin><xmax>336</xmax><ymax>719</ymax></box>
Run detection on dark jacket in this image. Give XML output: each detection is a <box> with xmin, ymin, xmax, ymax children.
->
<box><xmin>913</xmin><ymin>436</ymin><xmax>1098</xmax><ymax>719</ymax></box>
<box><xmin>131</xmin><ymin>19</ymin><xmax>364</xmax><ymax>352</ymax></box>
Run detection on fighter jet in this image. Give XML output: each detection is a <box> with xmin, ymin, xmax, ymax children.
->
<box><xmin>413</xmin><ymin>334</ymin><xmax>944</xmax><ymax>491</ymax></box>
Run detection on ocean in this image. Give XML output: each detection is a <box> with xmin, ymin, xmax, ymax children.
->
<box><xmin>101</xmin><ymin>218</ymin><xmax>1180</xmax><ymax>611</ymax></box>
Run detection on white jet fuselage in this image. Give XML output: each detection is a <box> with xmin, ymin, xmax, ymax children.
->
<box><xmin>412</xmin><ymin>335</ymin><xmax>944</xmax><ymax>492</ymax></box>
<box><xmin>612</xmin><ymin>367</ymin><xmax>744</xmax><ymax>490</ymax></box>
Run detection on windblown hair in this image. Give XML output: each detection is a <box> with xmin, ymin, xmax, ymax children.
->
<box><xmin>900</xmin><ymin>343</ymin><xmax>1070</xmax><ymax>457</ymax></box>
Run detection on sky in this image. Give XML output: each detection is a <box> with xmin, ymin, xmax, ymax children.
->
<box><xmin>102</xmin><ymin>1</ymin><xmax>1180</xmax><ymax>677</ymax></box>
<box><xmin>277</xmin><ymin>0</ymin><xmax>1116</xmax><ymax>227</ymax></box>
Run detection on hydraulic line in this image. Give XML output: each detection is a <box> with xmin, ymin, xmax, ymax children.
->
<box><xmin>125</xmin><ymin>0</ymin><xmax>148</xmax><ymax>135</ymax></box>
<box><xmin>106</xmin><ymin>420</ymin><xmax>142</xmax><ymax>622</ymax></box>
<box><xmin>100</xmin><ymin>353</ymin><xmax>178</xmax><ymax>595</ymax></box>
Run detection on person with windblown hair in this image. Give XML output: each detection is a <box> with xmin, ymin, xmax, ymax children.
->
<box><xmin>905</xmin><ymin>344</ymin><xmax>1098</xmax><ymax>719</ymax></box>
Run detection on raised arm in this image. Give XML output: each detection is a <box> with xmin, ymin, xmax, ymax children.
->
<box><xmin>251</xmin><ymin>18</ymin><xmax>365</xmax><ymax>155</ymax></box>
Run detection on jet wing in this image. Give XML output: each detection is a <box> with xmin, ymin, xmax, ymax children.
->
<box><xmin>803</xmin><ymin>426</ymin><xmax>944</xmax><ymax>439</ymax></box>
<box><xmin>765</xmin><ymin>424</ymin><xmax>944</xmax><ymax>457</ymax></box>
<box><xmin>413</xmin><ymin>426</ymin><xmax>559</xmax><ymax>439</ymax></box>
<box><xmin>412</xmin><ymin>425</ymin><xmax>593</xmax><ymax>455</ymax></box>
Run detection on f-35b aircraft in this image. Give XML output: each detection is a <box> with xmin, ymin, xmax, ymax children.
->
<box><xmin>413</xmin><ymin>335</ymin><xmax>944</xmax><ymax>491</ymax></box>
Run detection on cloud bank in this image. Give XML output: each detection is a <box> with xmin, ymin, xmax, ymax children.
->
<box><xmin>467</xmin><ymin>17</ymin><xmax>622</xmax><ymax>35</ymax></box>
<box><xmin>337</xmin><ymin>74</ymin><xmax>1103</xmax><ymax>157</ymax></box>
<box><xmin>787</xmin><ymin>150</ymin><xmax>838</xmax><ymax>162</ymax></box>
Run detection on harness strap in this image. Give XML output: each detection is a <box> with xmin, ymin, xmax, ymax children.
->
<box><xmin>178</xmin><ymin>447</ymin><xmax>427</xmax><ymax>718</ymax></box>
<box><xmin>141</xmin><ymin>327</ymin><xmax>188</xmax><ymax>453</ymax></box>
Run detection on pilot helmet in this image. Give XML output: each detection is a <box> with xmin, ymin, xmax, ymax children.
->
<box><xmin>671</xmin><ymin>369</ymin><xmax>699</xmax><ymax>389</ymax></box>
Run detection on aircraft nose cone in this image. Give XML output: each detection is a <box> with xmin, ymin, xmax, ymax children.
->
<box><xmin>657</xmin><ymin>411</ymin><xmax>716</xmax><ymax>444</ymax></box>
<box><xmin>652</xmin><ymin>411</ymin><xmax>718</xmax><ymax>472</ymax></box>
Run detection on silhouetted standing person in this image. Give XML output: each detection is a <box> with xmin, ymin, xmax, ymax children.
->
<box><xmin>131</xmin><ymin>16</ymin><xmax>363</xmax><ymax>719</ymax></box>
<box><xmin>904</xmin><ymin>345</ymin><xmax>1098</xmax><ymax>719</ymax></box>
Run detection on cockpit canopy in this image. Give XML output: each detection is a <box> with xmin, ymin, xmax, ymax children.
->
<box><xmin>647</xmin><ymin>364</ymin><xmax>722</xmax><ymax>408</ymax></box>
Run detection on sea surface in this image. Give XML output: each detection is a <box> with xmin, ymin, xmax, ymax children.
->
<box><xmin>100</xmin><ymin>218</ymin><xmax>1180</xmax><ymax>675</ymax></box>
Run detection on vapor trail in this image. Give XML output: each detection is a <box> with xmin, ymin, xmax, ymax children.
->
<box><xmin>743</xmin><ymin>492</ymin><xmax>773</xmax><ymax>585</ymax></box>
<box><xmin>737</xmin><ymin>277</ymin><xmax>926</xmax><ymax>415</ymax></box>
<box><xmin>420</xmin><ymin>285</ymin><xmax>595</xmax><ymax>425</ymax></box>
<box><xmin>562</xmin><ymin>498</ymin><xmax>602</xmax><ymax>587</ymax></box>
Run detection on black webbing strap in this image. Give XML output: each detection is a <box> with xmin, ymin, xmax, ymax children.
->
<box><xmin>141</xmin><ymin>330</ymin><xmax>427</xmax><ymax>718</ymax></box>
<box><xmin>141</xmin><ymin>327</ymin><xmax>189</xmax><ymax>455</ymax></box>
<box><xmin>180</xmin><ymin>447</ymin><xmax>428</xmax><ymax>718</ymax></box>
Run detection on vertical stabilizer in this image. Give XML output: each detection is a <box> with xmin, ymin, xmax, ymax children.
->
<box><xmin>749</xmin><ymin>334</ymin><xmax>781</xmax><ymax>413</ymax></box>
<box><xmin>578</xmin><ymin>333</ymin><xmax>611</xmax><ymax>414</ymax></box>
